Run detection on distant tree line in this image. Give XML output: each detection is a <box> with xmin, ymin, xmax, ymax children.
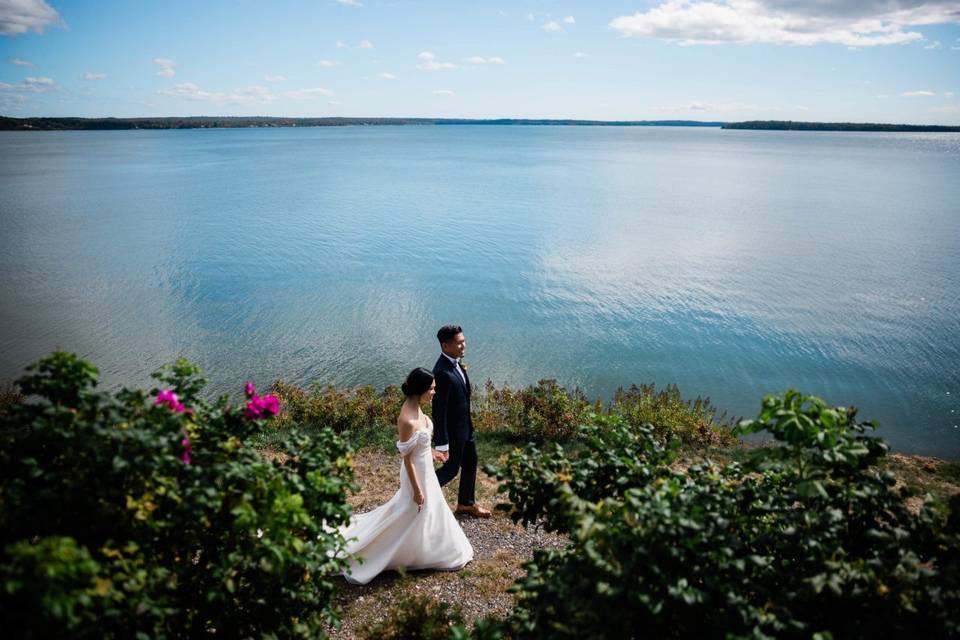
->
<box><xmin>5</xmin><ymin>115</ymin><xmax>954</xmax><ymax>132</ymax></box>
<box><xmin>0</xmin><ymin>116</ymin><xmax>725</xmax><ymax>131</ymax></box>
<box><xmin>724</xmin><ymin>120</ymin><xmax>960</xmax><ymax>132</ymax></box>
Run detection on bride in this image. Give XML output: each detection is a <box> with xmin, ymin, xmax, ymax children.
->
<box><xmin>338</xmin><ymin>367</ymin><xmax>474</xmax><ymax>584</ymax></box>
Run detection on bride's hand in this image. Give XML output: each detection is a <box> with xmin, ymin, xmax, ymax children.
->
<box><xmin>413</xmin><ymin>489</ymin><xmax>424</xmax><ymax>512</ymax></box>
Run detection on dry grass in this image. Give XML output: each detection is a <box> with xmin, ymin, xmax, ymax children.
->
<box><xmin>884</xmin><ymin>453</ymin><xmax>960</xmax><ymax>510</ymax></box>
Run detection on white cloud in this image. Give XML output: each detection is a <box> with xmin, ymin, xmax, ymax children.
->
<box><xmin>336</xmin><ymin>40</ymin><xmax>347</xmax><ymax>48</ymax></box>
<box><xmin>417</xmin><ymin>51</ymin><xmax>457</xmax><ymax>70</ymax></box>
<box><xmin>542</xmin><ymin>20</ymin><xmax>563</xmax><ymax>32</ymax></box>
<box><xmin>379</xmin><ymin>72</ymin><xmax>396</xmax><ymax>79</ymax></box>
<box><xmin>156</xmin><ymin>82</ymin><xmax>279</xmax><ymax>105</ymax></box>
<box><xmin>23</xmin><ymin>75</ymin><xmax>53</xmax><ymax>90</ymax></box>
<box><xmin>900</xmin><ymin>90</ymin><xmax>936</xmax><ymax>96</ymax></box>
<box><xmin>0</xmin><ymin>0</ymin><xmax>62</xmax><ymax>36</ymax></box>
<box><xmin>8</xmin><ymin>56</ymin><xmax>34</xmax><ymax>66</ymax></box>
<box><xmin>923</xmin><ymin>39</ymin><xmax>942</xmax><ymax>49</ymax></box>
<box><xmin>946</xmin><ymin>91</ymin><xmax>955</xmax><ymax>96</ymax></box>
<box><xmin>283</xmin><ymin>86</ymin><xmax>335</xmax><ymax>99</ymax></box>
<box><xmin>156</xmin><ymin>82</ymin><xmax>212</xmax><ymax>102</ymax></box>
<box><xmin>466</xmin><ymin>56</ymin><xmax>505</xmax><ymax>64</ymax></box>
<box><xmin>432</xmin><ymin>89</ymin><xmax>454</xmax><ymax>95</ymax></box>
<box><xmin>335</xmin><ymin>0</ymin><xmax>362</xmax><ymax>6</ymax></box>
<box><xmin>655</xmin><ymin>100</ymin><xmax>808</xmax><ymax>113</ymax></box>
<box><xmin>0</xmin><ymin>92</ymin><xmax>28</xmax><ymax>109</ymax></box>
<box><xmin>264</xmin><ymin>74</ymin><xmax>286</xmax><ymax>82</ymax></box>
<box><xmin>527</xmin><ymin>12</ymin><xmax>535</xmax><ymax>21</ymax></box>
<box><xmin>930</xmin><ymin>104</ymin><xmax>960</xmax><ymax>113</ymax></box>
<box><xmin>573</xmin><ymin>51</ymin><xmax>589</xmax><ymax>58</ymax></box>
<box><xmin>318</xmin><ymin>59</ymin><xmax>340</xmax><ymax>68</ymax></box>
<box><xmin>82</xmin><ymin>72</ymin><xmax>106</xmax><ymax>80</ymax></box>
<box><xmin>563</xmin><ymin>16</ymin><xmax>576</xmax><ymax>24</ymax></box>
<box><xmin>359</xmin><ymin>39</ymin><xmax>373</xmax><ymax>49</ymax></box>
<box><xmin>328</xmin><ymin>100</ymin><xmax>342</xmax><ymax>105</ymax></box>
<box><xmin>153</xmin><ymin>58</ymin><xmax>176</xmax><ymax>77</ymax></box>
<box><xmin>610</xmin><ymin>0</ymin><xmax>960</xmax><ymax>47</ymax></box>
<box><xmin>237</xmin><ymin>86</ymin><xmax>275</xmax><ymax>101</ymax></box>
<box><xmin>0</xmin><ymin>75</ymin><xmax>55</xmax><ymax>92</ymax></box>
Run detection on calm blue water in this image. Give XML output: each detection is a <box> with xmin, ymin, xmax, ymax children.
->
<box><xmin>1</xmin><ymin>126</ymin><xmax>958</xmax><ymax>457</ymax></box>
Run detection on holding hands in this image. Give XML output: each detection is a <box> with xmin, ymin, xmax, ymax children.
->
<box><xmin>432</xmin><ymin>448</ymin><xmax>449</xmax><ymax>464</ymax></box>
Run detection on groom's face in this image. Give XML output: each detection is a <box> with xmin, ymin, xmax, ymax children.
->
<box><xmin>442</xmin><ymin>332</ymin><xmax>466</xmax><ymax>359</ymax></box>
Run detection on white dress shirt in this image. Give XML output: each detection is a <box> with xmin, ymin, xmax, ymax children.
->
<box><xmin>443</xmin><ymin>352</ymin><xmax>467</xmax><ymax>384</ymax></box>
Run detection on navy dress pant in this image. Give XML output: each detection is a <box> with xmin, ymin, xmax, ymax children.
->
<box><xmin>435</xmin><ymin>432</ymin><xmax>477</xmax><ymax>506</ymax></box>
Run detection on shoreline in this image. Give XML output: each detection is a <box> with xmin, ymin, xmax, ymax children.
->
<box><xmin>0</xmin><ymin>116</ymin><xmax>725</xmax><ymax>131</ymax></box>
<box><xmin>3</xmin><ymin>115</ymin><xmax>959</xmax><ymax>132</ymax></box>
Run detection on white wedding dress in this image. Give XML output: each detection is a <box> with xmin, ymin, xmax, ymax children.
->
<box><xmin>338</xmin><ymin>415</ymin><xmax>474</xmax><ymax>585</ymax></box>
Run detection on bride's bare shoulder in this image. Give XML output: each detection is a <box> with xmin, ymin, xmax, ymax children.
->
<box><xmin>396</xmin><ymin>414</ymin><xmax>418</xmax><ymax>441</ymax></box>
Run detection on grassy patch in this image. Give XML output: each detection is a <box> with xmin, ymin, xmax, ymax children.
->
<box><xmin>270</xmin><ymin>377</ymin><xmax>735</xmax><ymax>451</ymax></box>
<box><xmin>882</xmin><ymin>453</ymin><xmax>960</xmax><ymax>504</ymax></box>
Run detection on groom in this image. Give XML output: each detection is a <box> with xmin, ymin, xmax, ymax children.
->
<box><xmin>432</xmin><ymin>325</ymin><xmax>491</xmax><ymax>518</ymax></box>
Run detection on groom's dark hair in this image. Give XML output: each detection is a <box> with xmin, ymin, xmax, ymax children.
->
<box><xmin>436</xmin><ymin>325</ymin><xmax>463</xmax><ymax>344</ymax></box>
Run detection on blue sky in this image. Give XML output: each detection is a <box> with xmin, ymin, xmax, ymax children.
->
<box><xmin>1</xmin><ymin>0</ymin><xmax>959</xmax><ymax>123</ymax></box>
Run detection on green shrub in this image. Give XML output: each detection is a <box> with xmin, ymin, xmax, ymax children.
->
<box><xmin>489</xmin><ymin>414</ymin><xmax>676</xmax><ymax>532</ymax></box>
<box><xmin>473</xmin><ymin>379</ymin><xmax>592</xmax><ymax>443</ymax></box>
<box><xmin>611</xmin><ymin>383</ymin><xmax>735</xmax><ymax>447</ymax></box>
<box><xmin>272</xmin><ymin>379</ymin><xmax>405</xmax><ymax>436</ymax></box>
<box><xmin>273</xmin><ymin>377</ymin><xmax>731</xmax><ymax>448</ymax></box>
<box><xmin>0</xmin><ymin>352</ymin><xmax>357</xmax><ymax>639</ymax></box>
<box><xmin>488</xmin><ymin>390</ymin><xmax>960</xmax><ymax>639</ymax></box>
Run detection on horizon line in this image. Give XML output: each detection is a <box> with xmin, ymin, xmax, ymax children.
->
<box><xmin>2</xmin><ymin>115</ymin><xmax>960</xmax><ymax>127</ymax></box>
<box><xmin>3</xmin><ymin>116</ymin><xmax>960</xmax><ymax>133</ymax></box>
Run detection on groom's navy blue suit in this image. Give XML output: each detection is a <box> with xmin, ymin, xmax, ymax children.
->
<box><xmin>432</xmin><ymin>354</ymin><xmax>477</xmax><ymax>506</ymax></box>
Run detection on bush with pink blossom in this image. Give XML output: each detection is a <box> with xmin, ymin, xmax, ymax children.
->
<box><xmin>0</xmin><ymin>352</ymin><xmax>356</xmax><ymax>639</ymax></box>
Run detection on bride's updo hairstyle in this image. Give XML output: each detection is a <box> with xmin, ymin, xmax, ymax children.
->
<box><xmin>401</xmin><ymin>367</ymin><xmax>434</xmax><ymax>398</ymax></box>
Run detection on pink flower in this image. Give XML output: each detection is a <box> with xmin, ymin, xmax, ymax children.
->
<box><xmin>180</xmin><ymin>436</ymin><xmax>192</xmax><ymax>465</ymax></box>
<box><xmin>260</xmin><ymin>394</ymin><xmax>279</xmax><ymax>416</ymax></box>
<box><xmin>156</xmin><ymin>390</ymin><xmax>187</xmax><ymax>414</ymax></box>
<box><xmin>244</xmin><ymin>381</ymin><xmax>256</xmax><ymax>398</ymax></box>
<box><xmin>244</xmin><ymin>399</ymin><xmax>263</xmax><ymax>420</ymax></box>
<box><xmin>156</xmin><ymin>389</ymin><xmax>179</xmax><ymax>406</ymax></box>
<box><xmin>244</xmin><ymin>393</ymin><xmax>280</xmax><ymax>420</ymax></box>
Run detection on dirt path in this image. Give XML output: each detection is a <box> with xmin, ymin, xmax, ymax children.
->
<box><xmin>327</xmin><ymin>448</ymin><xmax>566</xmax><ymax>639</ymax></box>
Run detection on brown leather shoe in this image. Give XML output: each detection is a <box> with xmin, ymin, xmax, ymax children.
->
<box><xmin>455</xmin><ymin>503</ymin><xmax>491</xmax><ymax>518</ymax></box>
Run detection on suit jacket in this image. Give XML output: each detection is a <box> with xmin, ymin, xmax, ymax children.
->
<box><xmin>431</xmin><ymin>354</ymin><xmax>472</xmax><ymax>448</ymax></box>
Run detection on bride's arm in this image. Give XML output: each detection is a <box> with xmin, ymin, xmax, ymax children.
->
<box><xmin>403</xmin><ymin>451</ymin><xmax>424</xmax><ymax>511</ymax></box>
<box><xmin>398</xmin><ymin>419</ymin><xmax>424</xmax><ymax>510</ymax></box>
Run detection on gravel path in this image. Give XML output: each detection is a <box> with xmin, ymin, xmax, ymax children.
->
<box><xmin>326</xmin><ymin>449</ymin><xmax>567</xmax><ymax>639</ymax></box>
